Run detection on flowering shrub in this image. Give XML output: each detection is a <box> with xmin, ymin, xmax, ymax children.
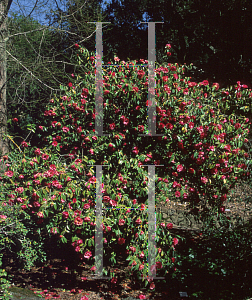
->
<box><xmin>0</xmin><ymin>43</ymin><xmax>251</xmax><ymax>291</ymax></box>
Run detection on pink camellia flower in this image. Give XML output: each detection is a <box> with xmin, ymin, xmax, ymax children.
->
<box><xmin>177</xmin><ymin>164</ymin><xmax>184</xmax><ymax>172</ymax></box>
<box><xmin>21</xmin><ymin>141</ymin><xmax>28</xmax><ymax>147</ymax></box>
<box><xmin>139</xmin><ymin>251</ymin><xmax>145</xmax><ymax>258</ymax></box>
<box><xmin>84</xmin><ymin>217</ymin><xmax>90</xmax><ymax>222</ymax></box>
<box><xmin>137</xmin><ymin>70</ymin><xmax>145</xmax><ymax>80</ymax></box>
<box><xmin>37</xmin><ymin>211</ymin><xmax>43</xmax><ymax>218</ymax></box>
<box><xmin>175</xmin><ymin>191</ymin><xmax>181</xmax><ymax>198</ymax></box>
<box><xmin>119</xmin><ymin>219</ymin><xmax>125</xmax><ymax>226</ymax></box>
<box><xmin>13</xmin><ymin>118</ymin><xmax>18</xmax><ymax>122</ymax></box>
<box><xmin>83</xmin><ymin>203</ymin><xmax>90</xmax><ymax>209</ymax></box>
<box><xmin>52</xmin><ymin>141</ymin><xmax>58</xmax><ymax>147</ymax></box>
<box><xmin>4</xmin><ymin>170</ymin><xmax>13</xmax><ymax>177</ymax></box>
<box><xmin>77</xmin><ymin>239</ymin><xmax>83</xmax><ymax>245</ymax></box>
<box><xmin>84</xmin><ymin>251</ymin><xmax>92</xmax><ymax>259</ymax></box>
<box><xmin>104</xmin><ymin>90</ymin><xmax>110</xmax><ymax>95</ymax></box>
<box><xmin>172</xmin><ymin>257</ymin><xmax>176</xmax><ymax>263</ymax></box>
<box><xmin>173</xmin><ymin>238</ymin><xmax>179</xmax><ymax>246</ymax></box>
<box><xmin>74</xmin><ymin>217</ymin><xmax>83</xmax><ymax>226</ymax></box>
<box><xmin>111</xmin><ymin>277</ymin><xmax>117</xmax><ymax>284</ymax></box>
<box><xmin>129</xmin><ymin>246</ymin><xmax>136</xmax><ymax>253</ymax></box>
<box><xmin>109</xmin><ymin>123</ymin><xmax>116</xmax><ymax>130</ymax></box>
<box><xmin>156</xmin><ymin>261</ymin><xmax>162</xmax><ymax>269</ymax></box>
<box><xmin>0</xmin><ymin>215</ymin><xmax>7</xmax><ymax>220</ymax></box>
<box><xmin>235</xmin><ymin>123</ymin><xmax>241</xmax><ymax>130</ymax></box>
<box><xmin>220</xmin><ymin>206</ymin><xmax>225</xmax><ymax>213</ymax></box>
<box><xmin>160</xmin><ymin>222</ymin><xmax>165</xmax><ymax>228</ymax></box>
<box><xmin>138</xmin><ymin>125</ymin><xmax>144</xmax><ymax>133</ymax></box>
<box><xmin>75</xmin><ymin>246</ymin><xmax>80</xmax><ymax>252</ymax></box>
<box><xmin>135</xmin><ymin>218</ymin><xmax>142</xmax><ymax>225</ymax></box>
<box><xmin>212</xmin><ymin>82</ymin><xmax>220</xmax><ymax>91</ymax></box>
<box><xmin>16</xmin><ymin>187</ymin><xmax>24</xmax><ymax>194</ymax></box>
<box><xmin>118</xmin><ymin>237</ymin><xmax>125</xmax><ymax>245</ymax></box>
<box><xmin>201</xmin><ymin>177</ymin><xmax>208</xmax><ymax>184</ymax></box>
<box><xmin>139</xmin><ymin>294</ymin><xmax>146</xmax><ymax>299</ymax></box>
<box><xmin>132</xmin><ymin>199</ymin><xmax>137</xmax><ymax>204</ymax></box>
<box><xmin>201</xmin><ymin>80</ymin><xmax>209</xmax><ymax>86</ymax></box>
<box><xmin>80</xmin><ymin>296</ymin><xmax>89</xmax><ymax>300</ymax></box>
<box><xmin>62</xmin><ymin>126</ymin><xmax>70</xmax><ymax>133</ymax></box>
<box><xmin>62</xmin><ymin>211</ymin><xmax>69</xmax><ymax>219</ymax></box>
<box><xmin>167</xmin><ymin>223</ymin><xmax>173</xmax><ymax>229</ymax></box>
<box><xmin>34</xmin><ymin>148</ymin><xmax>41</xmax><ymax>155</ymax></box>
<box><xmin>132</xmin><ymin>146</ymin><xmax>139</xmax><ymax>154</ymax></box>
<box><xmin>68</xmin><ymin>82</ymin><xmax>73</xmax><ymax>87</ymax></box>
<box><xmin>41</xmin><ymin>154</ymin><xmax>49</xmax><ymax>160</ymax></box>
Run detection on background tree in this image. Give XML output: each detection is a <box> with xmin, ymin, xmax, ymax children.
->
<box><xmin>0</xmin><ymin>0</ymin><xmax>108</xmax><ymax>166</ymax></box>
<box><xmin>101</xmin><ymin>0</ymin><xmax>252</xmax><ymax>86</ymax></box>
<box><xmin>0</xmin><ymin>0</ymin><xmax>12</xmax><ymax>170</ymax></box>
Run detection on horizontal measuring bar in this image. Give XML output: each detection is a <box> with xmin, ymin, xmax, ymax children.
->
<box><xmin>101</xmin><ymin>64</ymin><xmax>149</xmax><ymax>67</ymax></box>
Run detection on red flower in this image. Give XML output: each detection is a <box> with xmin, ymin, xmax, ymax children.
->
<box><xmin>212</xmin><ymin>82</ymin><xmax>220</xmax><ymax>91</ymax></box>
<box><xmin>175</xmin><ymin>191</ymin><xmax>181</xmax><ymax>198</ymax></box>
<box><xmin>119</xmin><ymin>219</ymin><xmax>125</xmax><ymax>226</ymax></box>
<box><xmin>75</xmin><ymin>43</ymin><xmax>79</xmax><ymax>49</ymax></box>
<box><xmin>235</xmin><ymin>123</ymin><xmax>241</xmax><ymax>130</ymax></box>
<box><xmin>177</xmin><ymin>164</ymin><xmax>183</xmax><ymax>172</ymax></box>
<box><xmin>41</xmin><ymin>154</ymin><xmax>49</xmax><ymax>160</ymax></box>
<box><xmin>62</xmin><ymin>211</ymin><xmax>69</xmax><ymax>219</ymax></box>
<box><xmin>173</xmin><ymin>238</ymin><xmax>179</xmax><ymax>246</ymax></box>
<box><xmin>4</xmin><ymin>170</ymin><xmax>13</xmax><ymax>177</ymax></box>
<box><xmin>109</xmin><ymin>123</ymin><xmax>116</xmax><ymax>130</ymax></box>
<box><xmin>104</xmin><ymin>90</ymin><xmax>110</xmax><ymax>95</ymax></box>
<box><xmin>84</xmin><ymin>251</ymin><xmax>92</xmax><ymax>259</ymax></box>
<box><xmin>68</xmin><ymin>82</ymin><xmax>73</xmax><ymax>87</ymax></box>
<box><xmin>74</xmin><ymin>217</ymin><xmax>83</xmax><ymax>226</ymax></box>
<box><xmin>138</xmin><ymin>125</ymin><xmax>144</xmax><ymax>133</ymax></box>
<box><xmin>21</xmin><ymin>141</ymin><xmax>28</xmax><ymax>148</ymax></box>
<box><xmin>13</xmin><ymin>118</ymin><xmax>18</xmax><ymax>122</ymax></box>
<box><xmin>167</xmin><ymin>223</ymin><xmax>173</xmax><ymax>229</ymax></box>
<box><xmin>34</xmin><ymin>148</ymin><xmax>41</xmax><ymax>156</ymax></box>
<box><xmin>52</xmin><ymin>141</ymin><xmax>58</xmax><ymax>147</ymax></box>
<box><xmin>201</xmin><ymin>80</ymin><xmax>209</xmax><ymax>86</ymax></box>
<box><xmin>62</xmin><ymin>126</ymin><xmax>70</xmax><ymax>133</ymax></box>
<box><xmin>111</xmin><ymin>277</ymin><xmax>117</xmax><ymax>284</ymax></box>
<box><xmin>135</xmin><ymin>218</ymin><xmax>142</xmax><ymax>225</ymax></box>
<box><xmin>118</xmin><ymin>237</ymin><xmax>125</xmax><ymax>245</ymax></box>
<box><xmin>137</xmin><ymin>70</ymin><xmax>145</xmax><ymax>80</ymax></box>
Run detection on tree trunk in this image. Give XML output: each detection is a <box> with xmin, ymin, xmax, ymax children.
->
<box><xmin>0</xmin><ymin>0</ymin><xmax>12</xmax><ymax>173</ymax></box>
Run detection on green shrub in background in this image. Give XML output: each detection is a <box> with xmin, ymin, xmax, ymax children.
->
<box><xmin>0</xmin><ymin>201</ymin><xmax>47</xmax><ymax>299</ymax></box>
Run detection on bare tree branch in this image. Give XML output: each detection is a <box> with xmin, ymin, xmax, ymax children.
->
<box><xmin>6</xmin><ymin>49</ymin><xmax>61</xmax><ymax>91</ymax></box>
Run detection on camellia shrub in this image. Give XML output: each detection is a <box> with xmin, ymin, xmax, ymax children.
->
<box><xmin>0</xmin><ymin>43</ymin><xmax>251</xmax><ymax>292</ymax></box>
